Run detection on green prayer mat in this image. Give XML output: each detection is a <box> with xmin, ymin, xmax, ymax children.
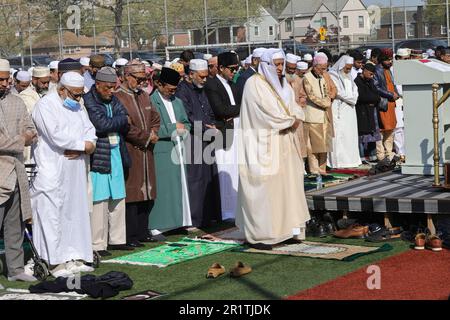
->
<box><xmin>236</xmin><ymin>242</ymin><xmax>392</xmax><ymax>261</ymax></box>
<box><xmin>304</xmin><ymin>173</ymin><xmax>357</xmax><ymax>191</ymax></box>
<box><xmin>103</xmin><ymin>237</ymin><xmax>241</xmax><ymax>268</ymax></box>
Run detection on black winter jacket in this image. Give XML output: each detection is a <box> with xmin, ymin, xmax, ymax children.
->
<box><xmin>83</xmin><ymin>87</ymin><xmax>131</xmax><ymax>174</ymax></box>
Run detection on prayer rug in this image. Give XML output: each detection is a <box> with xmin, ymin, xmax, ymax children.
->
<box><xmin>304</xmin><ymin>173</ymin><xmax>358</xmax><ymax>191</ymax></box>
<box><xmin>209</xmin><ymin>227</ymin><xmax>246</xmax><ymax>243</ymax></box>
<box><xmin>103</xmin><ymin>237</ymin><xmax>241</xmax><ymax>268</ymax></box>
<box><xmin>0</xmin><ymin>289</ymin><xmax>86</xmax><ymax>300</ymax></box>
<box><xmin>237</xmin><ymin>241</ymin><xmax>392</xmax><ymax>261</ymax></box>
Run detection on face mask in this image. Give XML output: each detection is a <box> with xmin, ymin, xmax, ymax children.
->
<box><xmin>286</xmin><ymin>73</ymin><xmax>296</xmax><ymax>81</ymax></box>
<box><xmin>63</xmin><ymin>97</ymin><xmax>81</xmax><ymax>111</ymax></box>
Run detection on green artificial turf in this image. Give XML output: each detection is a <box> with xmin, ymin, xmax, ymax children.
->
<box><xmin>0</xmin><ymin>222</ymin><xmax>411</xmax><ymax>300</ymax></box>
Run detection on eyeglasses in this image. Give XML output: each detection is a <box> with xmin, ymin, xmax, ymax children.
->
<box><xmin>65</xmin><ymin>87</ymin><xmax>84</xmax><ymax>100</ymax></box>
<box><xmin>128</xmin><ymin>73</ymin><xmax>147</xmax><ymax>84</ymax></box>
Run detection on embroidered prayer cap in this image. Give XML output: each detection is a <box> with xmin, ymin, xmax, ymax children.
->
<box><xmin>89</xmin><ymin>55</ymin><xmax>105</xmax><ymax>68</ymax></box>
<box><xmin>396</xmin><ymin>48</ymin><xmax>410</xmax><ymax>57</ymax></box>
<box><xmin>60</xmin><ymin>71</ymin><xmax>85</xmax><ymax>88</ymax></box>
<box><xmin>16</xmin><ymin>71</ymin><xmax>31</xmax><ymax>82</ymax></box>
<box><xmin>189</xmin><ymin>59</ymin><xmax>208</xmax><ymax>71</ymax></box>
<box><xmin>286</xmin><ymin>53</ymin><xmax>299</xmax><ymax>64</ymax></box>
<box><xmin>124</xmin><ymin>60</ymin><xmax>146</xmax><ymax>74</ymax></box>
<box><xmin>0</xmin><ymin>59</ymin><xmax>10</xmax><ymax>72</ymax></box>
<box><xmin>170</xmin><ymin>62</ymin><xmax>185</xmax><ymax>74</ymax></box>
<box><xmin>96</xmin><ymin>66</ymin><xmax>117</xmax><ymax>83</ymax></box>
<box><xmin>160</xmin><ymin>67</ymin><xmax>181</xmax><ymax>86</ymax></box>
<box><xmin>80</xmin><ymin>57</ymin><xmax>90</xmax><ymax>67</ymax></box>
<box><xmin>218</xmin><ymin>52</ymin><xmax>239</xmax><ymax>67</ymax></box>
<box><xmin>32</xmin><ymin>66</ymin><xmax>50</xmax><ymax>78</ymax></box>
<box><xmin>296</xmin><ymin>61</ymin><xmax>309</xmax><ymax>70</ymax></box>
<box><xmin>49</xmin><ymin>61</ymin><xmax>59</xmax><ymax>70</ymax></box>
<box><xmin>58</xmin><ymin>58</ymin><xmax>82</xmax><ymax>72</ymax></box>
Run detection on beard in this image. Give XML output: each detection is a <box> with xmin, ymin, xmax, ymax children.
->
<box><xmin>0</xmin><ymin>88</ymin><xmax>8</xmax><ymax>99</ymax></box>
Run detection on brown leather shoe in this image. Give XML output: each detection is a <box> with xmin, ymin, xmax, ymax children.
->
<box><xmin>333</xmin><ymin>225</ymin><xmax>368</xmax><ymax>239</ymax></box>
<box><xmin>230</xmin><ymin>261</ymin><xmax>252</xmax><ymax>278</ymax></box>
<box><xmin>426</xmin><ymin>235</ymin><xmax>443</xmax><ymax>252</ymax></box>
<box><xmin>206</xmin><ymin>263</ymin><xmax>225</xmax><ymax>278</ymax></box>
<box><xmin>414</xmin><ymin>233</ymin><xmax>426</xmax><ymax>250</ymax></box>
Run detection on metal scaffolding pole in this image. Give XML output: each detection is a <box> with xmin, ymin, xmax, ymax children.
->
<box><xmin>204</xmin><ymin>0</ymin><xmax>209</xmax><ymax>54</ymax></box>
<box><xmin>390</xmin><ymin>0</ymin><xmax>395</xmax><ymax>54</ymax></box>
<box><xmin>93</xmin><ymin>3</ymin><xmax>97</xmax><ymax>54</ymax></box>
<box><xmin>127</xmin><ymin>0</ymin><xmax>132</xmax><ymax>59</ymax></box>
<box><xmin>28</xmin><ymin>11</ymin><xmax>33</xmax><ymax>63</ymax></box>
<box><xmin>246</xmin><ymin>0</ymin><xmax>250</xmax><ymax>56</ymax></box>
<box><xmin>291</xmin><ymin>0</ymin><xmax>296</xmax><ymax>55</ymax></box>
<box><xmin>164</xmin><ymin>0</ymin><xmax>169</xmax><ymax>47</ymax></box>
<box><xmin>447</xmin><ymin>0</ymin><xmax>450</xmax><ymax>46</ymax></box>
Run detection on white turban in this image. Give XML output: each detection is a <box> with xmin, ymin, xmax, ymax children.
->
<box><xmin>286</xmin><ymin>53</ymin><xmax>299</xmax><ymax>64</ymax></box>
<box><xmin>16</xmin><ymin>71</ymin><xmax>31</xmax><ymax>82</ymax></box>
<box><xmin>258</xmin><ymin>48</ymin><xmax>292</xmax><ymax>106</ymax></box>
<box><xmin>296</xmin><ymin>61</ymin><xmax>309</xmax><ymax>70</ymax></box>
<box><xmin>60</xmin><ymin>71</ymin><xmax>85</xmax><ymax>88</ymax></box>
<box><xmin>252</xmin><ymin>48</ymin><xmax>267</xmax><ymax>58</ymax></box>
<box><xmin>80</xmin><ymin>57</ymin><xmax>90</xmax><ymax>67</ymax></box>
<box><xmin>189</xmin><ymin>59</ymin><xmax>208</xmax><ymax>71</ymax></box>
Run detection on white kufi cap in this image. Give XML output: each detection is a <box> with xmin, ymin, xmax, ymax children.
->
<box><xmin>16</xmin><ymin>71</ymin><xmax>31</xmax><ymax>82</ymax></box>
<box><xmin>49</xmin><ymin>61</ymin><xmax>59</xmax><ymax>70</ymax></box>
<box><xmin>296</xmin><ymin>61</ymin><xmax>309</xmax><ymax>70</ymax></box>
<box><xmin>189</xmin><ymin>59</ymin><xmax>208</xmax><ymax>71</ymax></box>
<box><xmin>286</xmin><ymin>53</ymin><xmax>299</xmax><ymax>64</ymax></box>
<box><xmin>32</xmin><ymin>66</ymin><xmax>50</xmax><ymax>78</ymax></box>
<box><xmin>80</xmin><ymin>57</ymin><xmax>90</xmax><ymax>67</ymax></box>
<box><xmin>60</xmin><ymin>71</ymin><xmax>85</xmax><ymax>88</ymax></box>
<box><xmin>0</xmin><ymin>59</ymin><xmax>10</xmax><ymax>72</ymax></box>
<box><xmin>303</xmin><ymin>54</ymin><xmax>313</xmax><ymax>62</ymax></box>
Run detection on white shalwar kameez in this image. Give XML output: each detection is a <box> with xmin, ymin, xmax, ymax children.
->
<box><xmin>31</xmin><ymin>91</ymin><xmax>97</xmax><ymax>265</ymax></box>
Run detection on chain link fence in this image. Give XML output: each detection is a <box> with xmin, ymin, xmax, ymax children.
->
<box><xmin>1</xmin><ymin>0</ymin><xmax>449</xmax><ymax>70</ymax></box>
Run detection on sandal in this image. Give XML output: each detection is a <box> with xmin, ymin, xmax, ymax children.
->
<box><xmin>206</xmin><ymin>263</ymin><xmax>225</xmax><ymax>278</ymax></box>
<box><xmin>366</xmin><ymin>227</ymin><xmax>402</xmax><ymax>242</ymax></box>
<box><xmin>230</xmin><ymin>261</ymin><xmax>252</xmax><ymax>278</ymax></box>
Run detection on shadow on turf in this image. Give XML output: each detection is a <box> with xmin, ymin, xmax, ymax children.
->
<box><xmin>161</xmin><ymin>255</ymin><xmax>292</xmax><ymax>300</ymax></box>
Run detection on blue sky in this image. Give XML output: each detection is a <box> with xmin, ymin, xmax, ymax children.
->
<box><xmin>363</xmin><ymin>0</ymin><xmax>425</xmax><ymax>7</ymax></box>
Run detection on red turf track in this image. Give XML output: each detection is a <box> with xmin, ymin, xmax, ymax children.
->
<box><xmin>287</xmin><ymin>249</ymin><xmax>450</xmax><ymax>300</ymax></box>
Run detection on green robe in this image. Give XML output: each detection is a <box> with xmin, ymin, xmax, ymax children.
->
<box><xmin>150</xmin><ymin>91</ymin><xmax>191</xmax><ymax>231</ymax></box>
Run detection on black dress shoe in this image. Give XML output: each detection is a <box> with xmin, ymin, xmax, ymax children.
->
<box><xmin>97</xmin><ymin>250</ymin><xmax>111</xmax><ymax>257</ymax></box>
<box><xmin>150</xmin><ymin>234</ymin><xmax>167</xmax><ymax>242</ymax></box>
<box><xmin>248</xmin><ymin>243</ymin><xmax>272</xmax><ymax>251</ymax></box>
<box><xmin>282</xmin><ymin>238</ymin><xmax>303</xmax><ymax>245</ymax></box>
<box><xmin>127</xmin><ymin>241</ymin><xmax>145</xmax><ymax>248</ymax></box>
<box><xmin>107</xmin><ymin>244</ymin><xmax>135</xmax><ymax>251</ymax></box>
<box><xmin>139</xmin><ymin>236</ymin><xmax>158</xmax><ymax>243</ymax></box>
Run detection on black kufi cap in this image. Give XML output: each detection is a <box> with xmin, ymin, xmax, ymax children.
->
<box><xmin>160</xmin><ymin>67</ymin><xmax>181</xmax><ymax>86</ymax></box>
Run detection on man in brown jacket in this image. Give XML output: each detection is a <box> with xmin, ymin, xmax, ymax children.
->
<box><xmin>114</xmin><ymin>61</ymin><xmax>161</xmax><ymax>246</ymax></box>
<box><xmin>0</xmin><ymin>59</ymin><xmax>38</xmax><ymax>282</ymax></box>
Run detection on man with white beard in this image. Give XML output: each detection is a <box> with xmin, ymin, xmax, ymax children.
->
<box><xmin>31</xmin><ymin>72</ymin><xmax>97</xmax><ymax>278</ymax></box>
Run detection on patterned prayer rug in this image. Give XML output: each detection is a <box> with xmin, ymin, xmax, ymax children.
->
<box><xmin>103</xmin><ymin>237</ymin><xmax>241</xmax><ymax>268</ymax></box>
<box><xmin>0</xmin><ymin>289</ymin><xmax>86</xmax><ymax>300</ymax></box>
<box><xmin>237</xmin><ymin>241</ymin><xmax>392</xmax><ymax>261</ymax></box>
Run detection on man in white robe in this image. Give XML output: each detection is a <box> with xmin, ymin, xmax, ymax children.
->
<box><xmin>31</xmin><ymin>72</ymin><xmax>97</xmax><ymax>278</ymax></box>
<box><xmin>328</xmin><ymin>55</ymin><xmax>361</xmax><ymax>168</ymax></box>
<box><xmin>236</xmin><ymin>49</ymin><xmax>310</xmax><ymax>250</ymax></box>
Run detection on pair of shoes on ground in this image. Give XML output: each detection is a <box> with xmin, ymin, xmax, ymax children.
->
<box><xmin>126</xmin><ymin>240</ymin><xmax>145</xmax><ymax>248</ymax></box>
<box><xmin>206</xmin><ymin>262</ymin><xmax>252</xmax><ymax>279</ymax></box>
<box><xmin>365</xmin><ymin>225</ymin><xmax>403</xmax><ymax>242</ymax></box>
<box><xmin>307</xmin><ymin>214</ymin><xmax>337</xmax><ymax>238</ymax></box>
<box><xmin>50</xmin><ymin>260</ymin><xmax>94</xmax><ymax>278</ymax></box>
<box><xmin>333</xmin><ymin>224</ymin><xmax>369</xmax><ymax>239</ymax></box>
<box><xmin>414</xmin><ymin>233</ymin><xmax>444</xmax><ymax>252</ymax></box>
